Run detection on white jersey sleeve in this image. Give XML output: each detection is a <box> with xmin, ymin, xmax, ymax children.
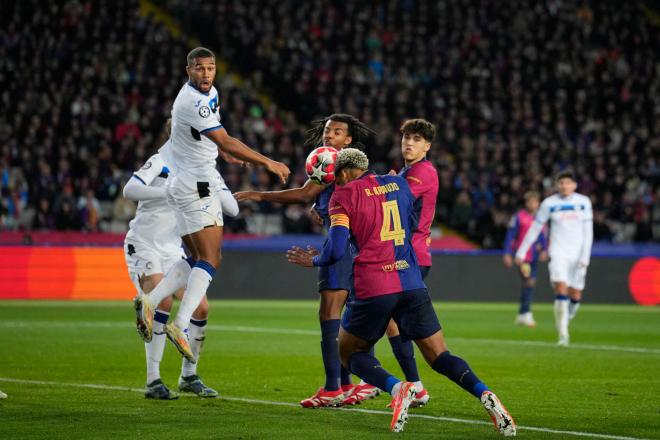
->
<box><xmin>579</xmin><ymin>196</ymin><xmax>593</xmax><ymax>265</ymax></box>
<box><xmin>133</xmin><ymin>154</ymin><xmax>168</xmax><ymax>186</ymax></box>
<box><xmin>534</xmin><ymin>198</ymin><xmax>552</xmax><ymax>224</ymax></box>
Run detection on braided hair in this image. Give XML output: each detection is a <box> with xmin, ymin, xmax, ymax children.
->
<box><xmin>304</xmin><ymin>113</ymin><xmax>376</xmax><ymax>149</ymax></box>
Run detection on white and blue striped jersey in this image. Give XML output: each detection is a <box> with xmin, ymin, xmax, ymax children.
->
<box><xmin>516</xmin><ymin>192</ymin><xmax>593</xmax><ymax>264</ymax></box>
<box><xmin>169</xmin><ymin>81</ymin><xmax>223</xmax><ymax>180</ymax></box>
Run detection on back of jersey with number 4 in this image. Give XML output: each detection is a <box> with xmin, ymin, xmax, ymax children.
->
<box><xmin>329</xmin><ymin>172</ymin><xmax>424</xmax><ymax>299</ymax></box>
<box><xmin>169</xmin><ymin>82</ymin><xmax>223</xmax><ymax>180</ymax></box>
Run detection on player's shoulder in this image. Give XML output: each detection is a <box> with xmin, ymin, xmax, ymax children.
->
<box><xmin>574</xmin><ymin>192</ymin><xmax>591</xmax><ymax>204</ymax></box>
<box><xmin>139</xmin><ymin>153</ymin><xmax>170</xmax><ymax>176</ymax></box>
<box><xmin>542</xmin><ymin>193</ymin><xmax>561</xmax><ymax>205</ymax></box>
<box><xmin>413</xmin><ymin>159</ymin><xmax>438</xmax><ymax>175</ymax></box>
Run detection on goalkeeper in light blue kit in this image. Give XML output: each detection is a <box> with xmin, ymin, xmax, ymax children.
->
<box><xmin>515</xmin><ymin>171</ymin><xmax>593</xmax><ymax>346</ymax></box>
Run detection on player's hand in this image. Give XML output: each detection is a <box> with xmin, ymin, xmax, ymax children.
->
<box><xmin>234</xmin><ymin>191</ymin><xmax>263</xmax><ymax>202</ymax></box>
<box><xmin>539</xmin><ymin>251</ymin><xmax>549</xmax><ymax>262</ymax></box>
<box><xmin>286</xmin><ymin>246</ymin><xmax>315</xmax><ymax>267</ymax></box>
<box><xmin>503</xmin><ymin>254</ymin><xmax>513</xmax><ymax>268</ymax></box>
<box><xmin>265</xmin><ymin>160</ymin><xmax>291</xmax><ymax>184</ymax></box>
<box><xmin>309</xmin><ymin>207</ymin><xmax>324</xmax><ymax>226</ymax></box>
<box><xmin>388</xmin><ymin>169</ymin><xmax>397</xmax><ymax>176</ymax></box>
<box><xmin>306</xmin><ymin>245</ymin><xmax>320</xmax><ymax>256</ymax></box>
<box><xmin>514</xmin><ymin>257</ymin><xmax>524</xmax><ymax>266</ymax></box>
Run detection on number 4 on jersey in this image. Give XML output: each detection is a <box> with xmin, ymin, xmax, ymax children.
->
<box><xmin>380</xmin><ymin>200</ymin><xmax>405</xmax><ymax>246</ymax></box>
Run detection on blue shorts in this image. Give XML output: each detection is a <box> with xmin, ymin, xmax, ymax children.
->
<box><xmin>420</xmin><ymin>266</ymin><xmax>430</xmax><ymax>280</ymax></box>
<box><xmin>318</xmin><ymin>239</ymin><xmax>353</xmax><ymax>292</ymax></box>
<box><xmin>341</xmin><ymin>288</ymin><xmax>441</xmax><ymax>343</ymax></box>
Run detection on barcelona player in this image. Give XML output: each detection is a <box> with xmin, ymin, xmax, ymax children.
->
<box><xmin>236</xmin><ymin>114</ymin><xmax>380</xmax><ymax>407</ymax></box>
<box><xmin>288</xmin><ymin>149</ymin><xmax>516</xmax><ymax>435</ymax></box>
<box><xmin>502</xmin><ymin>191</ymin><xmax>548</xmax><ymax>327</ymax></box>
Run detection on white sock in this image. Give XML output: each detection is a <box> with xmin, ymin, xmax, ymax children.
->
<box><xmin>181</xmin><ymin>319</ymin><xmax>206</xmax><ymax>377</ymax></box>
<box><xmin>568</xmin><ymin>301</ymin><xmax>581</xmax><ymax>320</ymax></box>
<box><xmin>145</xmin><ymin>310</ymin><xmax>169</xmax><ymax>384</ymax></box>
<box><xmin>391</xmin><ymin>381</ymin><xmax>402</xmax><ymax>397</ymax></box>
<box><xmin>147</xmin><ymin>259</ymin><xmax>192</xmax><ymax>308</ymax></box>
<box><xmin>174</xmin><ymin>266</ymin><xmax>213</xmax><ymax>329</ymax></box>
<box><xmin>554</xmin><ymin>298</ymin><xmax>569</xmax><ymax>337</ymax></box>
<box><xmin>414</xmin><ymin>381</ymin><xmax>423</xmax><ymax>391</ymax></box>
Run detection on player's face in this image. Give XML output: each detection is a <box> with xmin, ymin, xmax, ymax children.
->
<box><xmin>525</xmin><ymin>197</ymin><xmax>540</xmax><ymax>213</ymax></box>
<box><xmin>401</xmin><ymin>132</ymin><xmax>431</xmax><ymax>164</ymax></box>
<box><xmin>323</xmin><ymin>120</ymin><xmax>352</xmax><ymax>149</ymax></box>
<box><xmin>186</xmin><ymin>57</ymin><xmax>216</xmax><ymax>93</ymax></box>
<box><xmin>557</xmin><ymin>178</ymin><xmax>577</xmax><ymax>197</ymax></box>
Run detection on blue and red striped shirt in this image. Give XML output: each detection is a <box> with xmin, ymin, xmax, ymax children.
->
<box><xmin>328</xmin><ymin>172</ymin><xmax>425</xmax><ymax>299</ymax></box>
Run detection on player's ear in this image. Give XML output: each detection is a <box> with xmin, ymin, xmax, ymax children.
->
<box><xmin>344</xmin><ymin>135</ymin><xmax>352</xmax><ymax>147</ymax></box>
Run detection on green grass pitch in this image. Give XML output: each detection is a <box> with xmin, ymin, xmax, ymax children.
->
<box><xmin>0</xmin><ymin>300</ymin><xmax>658</xmax><ymax>439</ymax></box>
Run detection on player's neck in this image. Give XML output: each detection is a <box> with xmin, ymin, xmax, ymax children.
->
<box><xmin>187</xmin><ymin>80</ymin><xmax>210</xmax><ymax>96</ymax></box>
<box><xmin>404</xmin><ymin>156</ymin><xmax>426</xmax><ymax>167</ymax></box>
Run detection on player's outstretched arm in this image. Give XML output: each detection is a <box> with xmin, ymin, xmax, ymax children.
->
<box><xmin>235</xmin><ymin>179</ymin><xmax>324</xmax><ymax>204</ymax></box>
<box><xmin>205</xmin><ymin>127</ymin><xmax>290</xmax><ymax>183</ymax></box>
<box><xmin>287</xmin><ymin>225</ymin><xmax>349</xmax><ymax>267</ymax></box>
<box><xmin>122</xmin><ymin>175</ymin><xmax>166</xmax><ymax>201</ymax></box>
<box><xmin>514</xmin><ymin>221</ymin><xmax>544</xmax><ymax>265</ymax></box>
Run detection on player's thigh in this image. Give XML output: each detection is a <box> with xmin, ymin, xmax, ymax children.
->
<box><xmin>338</xmin><ymin>326</ymin><xmax>373</xmax><ymax>366</ymax></box>
<box><xmin>385</xmin><ymin>319</ymin><xmax>401</xmax><ymax>337</ymax></box>
<box><xmin>125</xmin><ymin>243</ymin><xmax>165</xmax><ymax>292</ymax></box>
<box><xmin>548</xmin><ymin>256</ymin><xmax>570</xmax><ymax>284</ymax></box>
<box><xmin>393</xmin><ymin>288</ymin><xmax>442</xmax><ymax>344</ymax></box>
<box><xmin>168</xmin><ymin>177</ymin><xmax>224</xmax><ymax>240</ymax></box>
<box><xmin>341</xmin><ymin>294</ymin><xmax>398</xmax><ymax>345</ymax></box>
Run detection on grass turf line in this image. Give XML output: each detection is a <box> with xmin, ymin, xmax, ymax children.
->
<box><xmin>0</xmin><ymin>300</ymin><xmax>658</xmax><ymax>439</ymax></box>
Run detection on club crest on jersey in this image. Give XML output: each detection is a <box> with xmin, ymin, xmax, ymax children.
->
<box><xmin>199</xmin><ymin>106</ymin><xmax>210</xmax><ymax>118</ymax></box>
<box><xmin>209</xmin><ymin>95</ymin><xmax>219</xmax><ymax>113</ymax></box>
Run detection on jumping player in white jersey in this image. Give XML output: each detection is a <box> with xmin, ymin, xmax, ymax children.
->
<box><xmin>124</xmin><ymin>146</ymin><xmax>238</xmax><ymax>399</ymax></box>
<box><xmin>134</xmin><ymin>47</ymin><xmax>290</xmax><ymax>362</ymax></box>
<box><xmin>515</xmin><ymin>170</ymin><xmax>593</xmax><ymax>346</ymax></box>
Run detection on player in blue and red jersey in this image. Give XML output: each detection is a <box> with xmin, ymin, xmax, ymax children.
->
<box><xmin>503</xmin><ymin>191</ymin><xmax>548</xmax><ymax>327</ymax></box>
<box><xmin>381</xmin><ymin>119</ymin><xmax>439</xmax><ymax>406</ymax></box>
<box><xmin>288</xmin><ymin>149</ymin><xmax>516</xmax><ymax>436</ymax></box>
<box><xmin>235</xmin><ymin>114</ymin><xmax>381</xmax><ymax>407</ymax></box>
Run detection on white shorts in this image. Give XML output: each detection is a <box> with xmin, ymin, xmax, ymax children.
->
<box><xmin>548</xmin><ymin>255</ymin><xmax>587</xmax><ymax>290</ymax></box>
<box><xmin>125</xmin><ymin>241</ymin><xmax>186</xmax><ymax>293</ymax></box>
<box><xmin>166</xmin><ymin>173</ymin><xmax>224</xmax><ymax>236</ymax></box>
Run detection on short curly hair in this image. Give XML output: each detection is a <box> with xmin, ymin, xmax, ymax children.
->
<box><xmin>335</xmin><ymin>148</ymin><xmax>369</xmax><ymax>173</ymax></box>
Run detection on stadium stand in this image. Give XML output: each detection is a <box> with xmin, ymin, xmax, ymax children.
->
<box><xmin>1</xmin><ymin>0</ymin><xmax>658</xmax><ymax>247</ymax></box>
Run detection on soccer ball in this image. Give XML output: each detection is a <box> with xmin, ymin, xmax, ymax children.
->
<box><xmin>305</xmin><ymin>147</ymin><xmax>338</xmax><ymax>185</ymax></box>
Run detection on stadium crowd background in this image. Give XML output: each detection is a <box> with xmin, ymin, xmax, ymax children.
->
<box><xmin>1</xmin><ymin>0</ymin><xmax>658</xmax><ymax>248</ymax></box>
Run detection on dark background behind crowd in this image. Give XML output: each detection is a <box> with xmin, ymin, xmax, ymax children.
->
<box><xmin>1</xmin><ymin>0</ymin><xmax>658</xmax><ymax>247</ymax></box>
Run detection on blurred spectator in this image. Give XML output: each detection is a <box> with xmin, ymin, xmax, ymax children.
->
<box><xmin>1</xmin><ymin>0</ymin><xmax>658</xmax><ymax>247</ymax></box>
